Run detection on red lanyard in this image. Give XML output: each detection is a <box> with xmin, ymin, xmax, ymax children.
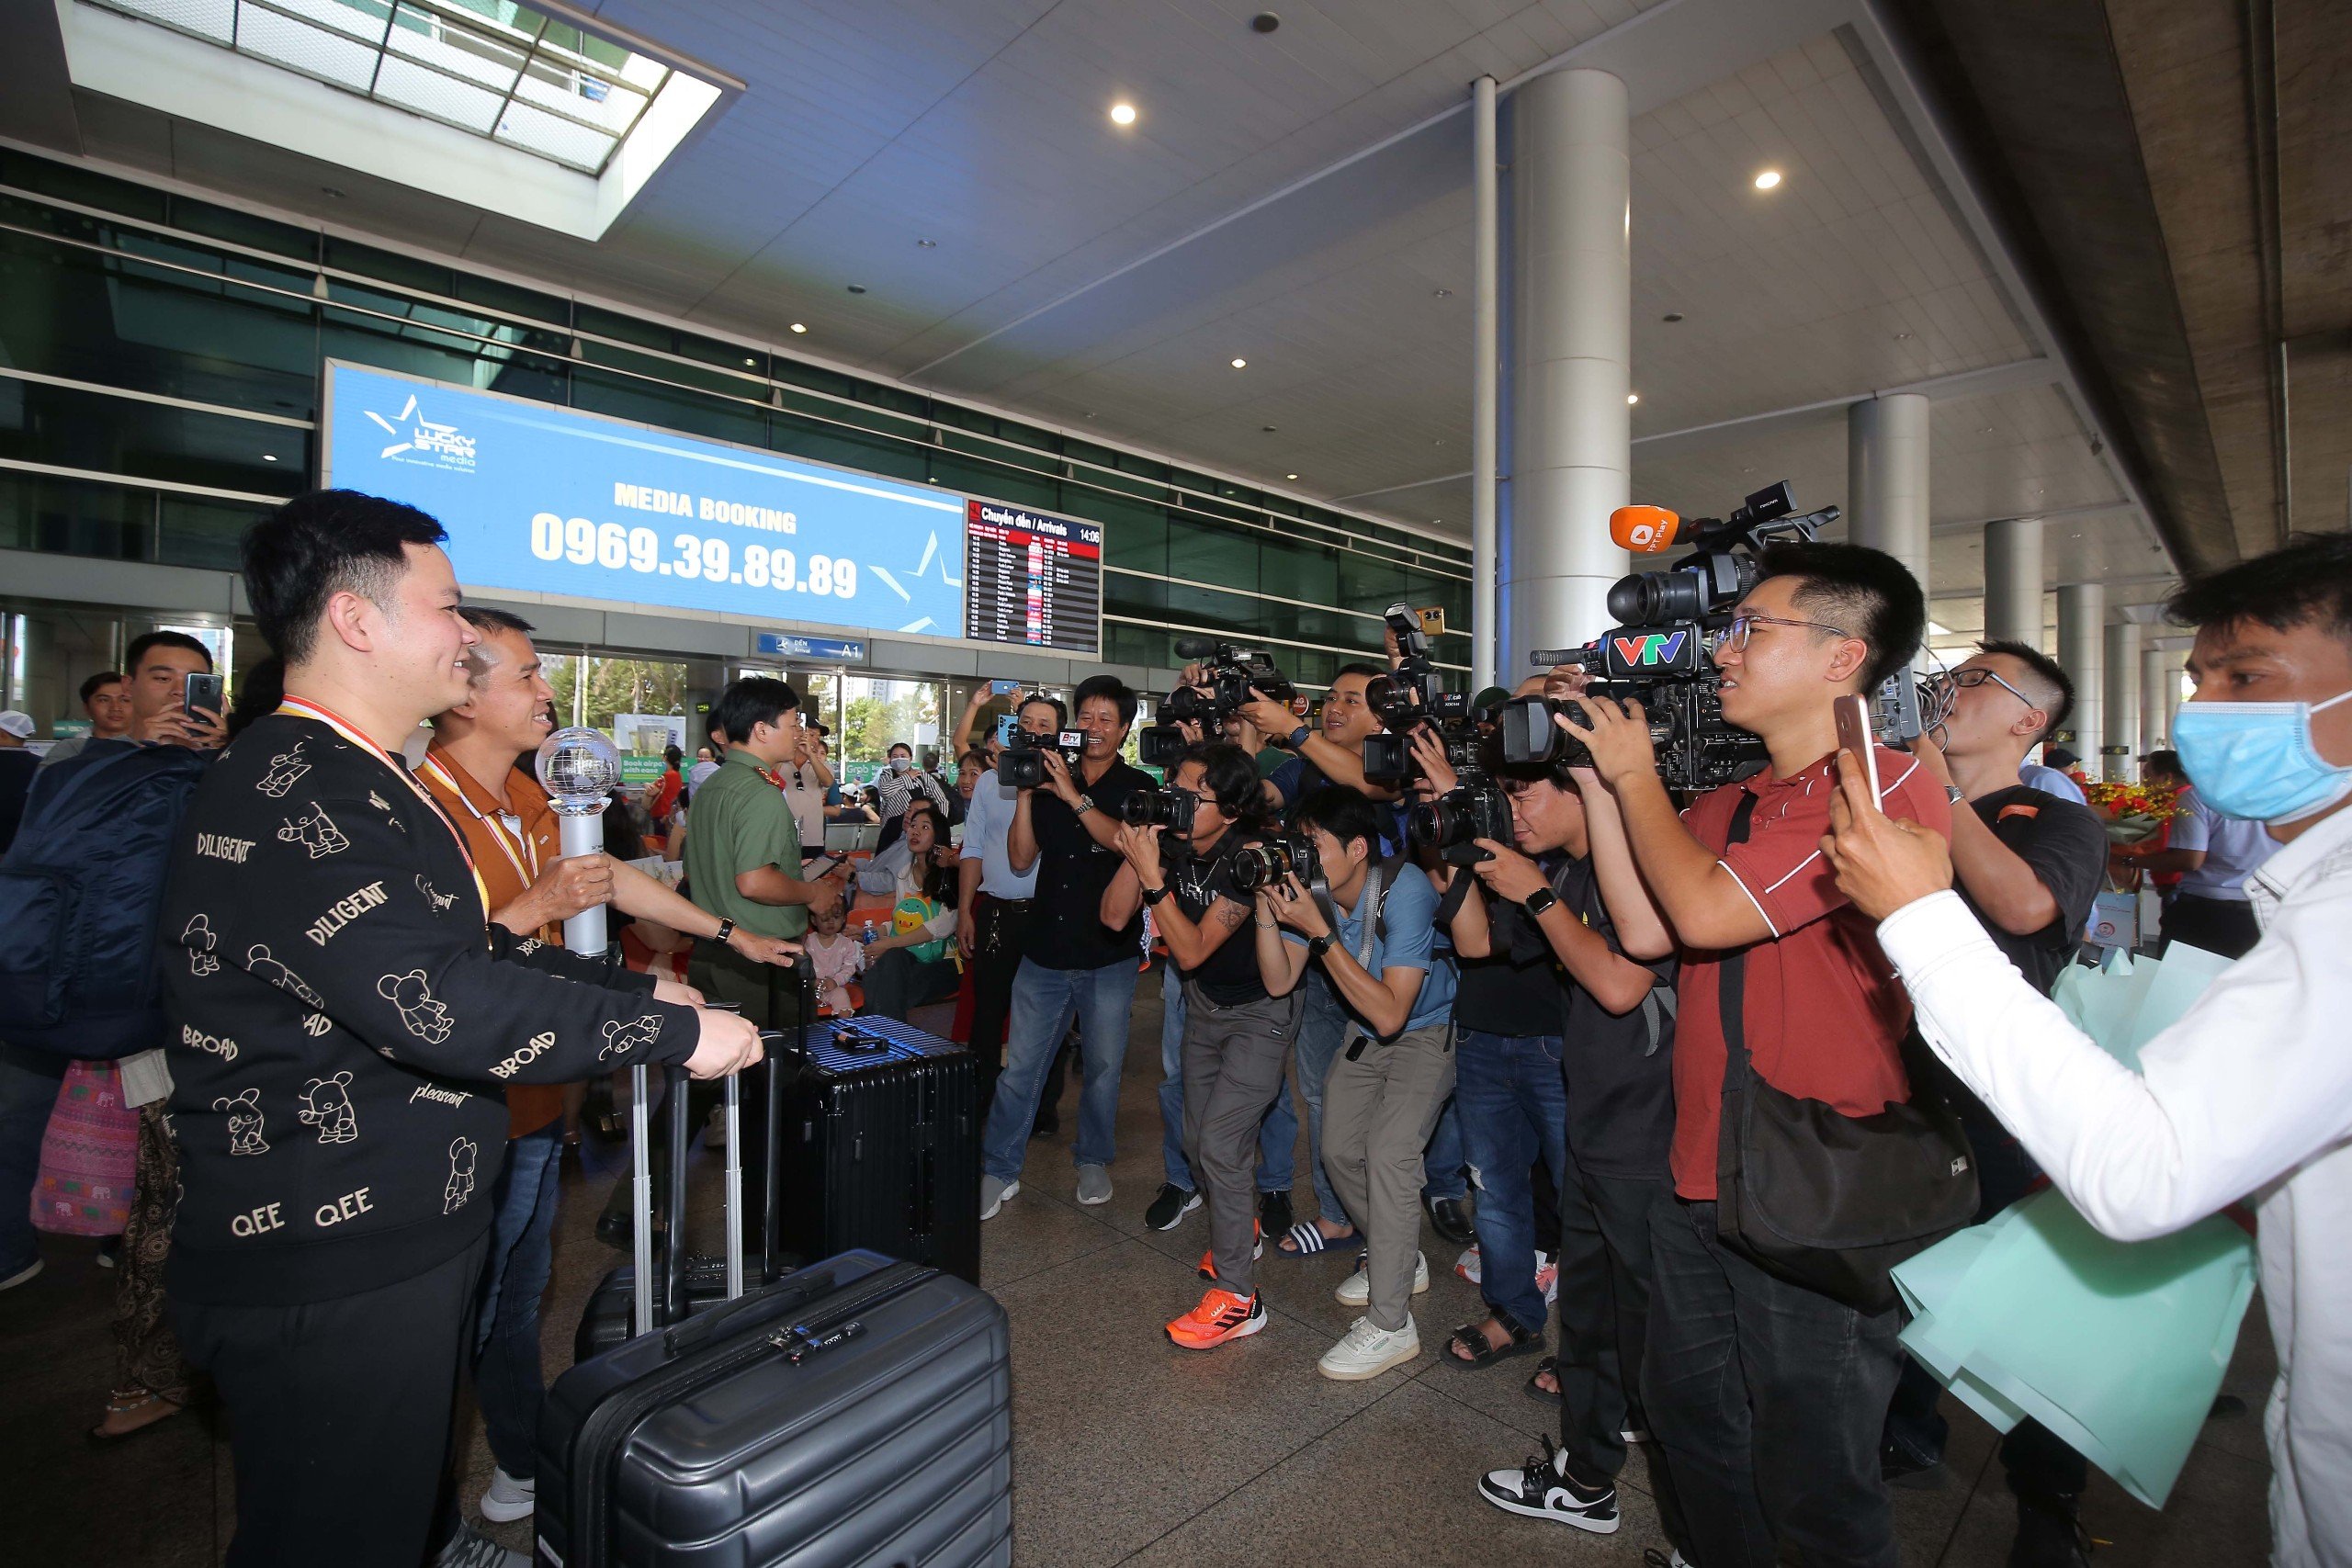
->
<box><xmin>275</xmin><ymin>698</ymin><xmax>490</xmax><ymax>919</ymax></box>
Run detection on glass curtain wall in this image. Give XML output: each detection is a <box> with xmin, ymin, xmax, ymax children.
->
<box><xmin>0</xmin><ymin>147</ymin><xmax>1472</xmax><ymax>689</ymax></box>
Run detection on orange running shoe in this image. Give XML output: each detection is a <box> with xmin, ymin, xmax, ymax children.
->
<box><xmin>1196</xmin><ymin>1220</ymin><xmax>1265</xmax><ymax>1281</ymax></box>
<box><xmin>1166</xmin><ymin>1287</ymin><xmax>1266</xmax><ymax>1349</ymax></box>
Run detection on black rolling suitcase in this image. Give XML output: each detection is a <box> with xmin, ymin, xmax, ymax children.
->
<box><xmin>781</xmin><ymin>1015</ymin><xmax>981</xmax><ymax>1285</ymax></box>
<box><xmin>576</xmin><ymin>1008</ymin><xmax>793</xmax><ymax>1361</ymax></box>
<box><xmin>537</xmin><ymin>1027</ymin><xmax>1012</xmax><ymax>1568</ymax></box>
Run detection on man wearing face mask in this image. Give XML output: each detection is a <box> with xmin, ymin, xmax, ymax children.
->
<box><xmin>1824</xmin><ymin>532</ymin><xmax>2352</xmax><ymax>1568</ymax></box>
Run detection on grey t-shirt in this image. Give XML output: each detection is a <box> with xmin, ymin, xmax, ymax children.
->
<box><xmin>2172</xmin><ymin>786</ymin><xmax>2280</xmax><ymax>901</ymax></box>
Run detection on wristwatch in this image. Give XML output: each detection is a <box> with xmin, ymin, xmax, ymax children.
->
<box><xmin>1071</xmin><ymin>795</ymin><xmax>1095</xmax><ymax>817</ymax></box>
<box><xmin>712</xmin><ymin>918</ymin><xmax>737</xmax><ymax>946</ymax></box>
<box><xmin>1521</xmin><ymin>886</ymin><xmax>1559</xmax><ymax>919</ymax></box>
<box><xmin>1287</xmin><ymin>724</ymin><xmax>1313</xmax><ymax>750</ymax></box>
<box><xmin>1306</xmin><ymin>932</ymin><xmax>1335</xmax><ymax>961</ymax></box>
<box><xmin>1945</xmin><ymin>784</ymin><xmax>1967</xmax><ymax>805</ymax></box>
<box><xmin>1140</xmin><ymin>884</ymin><xmax>1170</xmax><ymax>908</ymax></box>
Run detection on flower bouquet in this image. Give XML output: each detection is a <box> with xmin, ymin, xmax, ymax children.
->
<box><xmin>2084</xmin><ymin>780</ymin><xmax>2180</xmax><ymax>848</ymax></box>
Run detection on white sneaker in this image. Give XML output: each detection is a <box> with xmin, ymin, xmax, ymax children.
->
<box><xmin>1476</xmin><ymin>1438</ymin><xmax>1621</xmax><ymax>1533</ymax></box>
<box><xmin>1075</xmin><ymin>1164</ymin><xmax>1113</xmax><ymax>1205</ymax></box>
<box><xmin>0</xmin><ymin>1258</ymin><xmax>41</xmax><ymax>1292</ymax></box>
<box><xmin>1453</xmin><ymin>1244</ymin><xmax>1482</xmax><ymax>1284</ymax></box>
<box><xmin>478</xmin><ymin>1467</ymin><xmax>535</xmax><ymax>1523</ymax></box>
<box><xmin>1317</xmin><ymin>1314</ymin><xmax>1420</xmax><ymax>1381</ymax></box>
<box><xmin>1535</xmin><ymin>1249</ymin><xmax>1558</xmax><ymax>1306</ymax></box>
<box><xmin>1335</xmin><ymin>1248</ymin><xmax>1428</xmax><ymax>1306</ymax></box>
<box><xmin>979</xmin><ymin>1174</ymin><xmax>1020</xmax><ymax>1221</ymax></box>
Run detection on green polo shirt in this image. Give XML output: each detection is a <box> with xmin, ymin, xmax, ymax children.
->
<box><xmin>684</xmin><ymin>749</ymin><xmax>807</xmax><ymax>941</ymax></box>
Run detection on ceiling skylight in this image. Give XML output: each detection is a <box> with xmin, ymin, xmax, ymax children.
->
<box><xmin>59</xmin><ymin>0</ymin><xmax>734</xmax><ymax>237</ymax></box>
<box><xmin>85</xmin><ymin>0</ymin><xmax>691</xmax><ymax>173</ymax></box>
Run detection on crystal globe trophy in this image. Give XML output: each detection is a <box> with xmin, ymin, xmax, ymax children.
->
<box><xmin>535</xmin><ymin>727</ymin><xmax>621</xmax><ymax>956</ymax></box>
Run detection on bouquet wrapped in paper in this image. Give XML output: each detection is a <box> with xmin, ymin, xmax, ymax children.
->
<box><xmin>1892</xmin><ymin>943</ymin><xmax>2255</xmax><ymax>1509</ymax></box>
<box><xmin>2084</xmin><ymin>780</ymin><xmax>2182</xmax><ymax>848</ymax></box>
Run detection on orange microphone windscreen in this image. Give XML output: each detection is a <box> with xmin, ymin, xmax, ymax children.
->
<box><xmin>1610</xmin><ymin>505</ymin><xmax>1682</xmax><ymax>553</ymax></box>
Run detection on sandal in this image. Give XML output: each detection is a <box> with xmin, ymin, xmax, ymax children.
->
<box><xmin>1444</xmin><ymin>1311</ymin><xmax>1544</xmax><ymax>1370</ymax></box>
<box><xmin>1523</xmin><ymin>1354</ymin><xmax>1562</xmax><ymax>1404</ymax></box>
<box><xmin>89</xmin><ymin>1390</ymin><xmax>183</xmax><ymax>1443</ymax></box>
<box><xmin>1274</xmin><ymin>1221</ymin><xmax>1363</xmax><ymax>1258</ymax></box>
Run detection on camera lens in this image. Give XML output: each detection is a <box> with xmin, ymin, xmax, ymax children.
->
<box><xmin>1606</xmin><ymin>568</ymin><xmax>1709</xmax><ymax>625</ymax></box>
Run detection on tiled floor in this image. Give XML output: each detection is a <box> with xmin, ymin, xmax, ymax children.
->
<box><xmin>2</xmin><ymin>977</ymin><xmax>2278</xmax><ymax>1564</ymax></box>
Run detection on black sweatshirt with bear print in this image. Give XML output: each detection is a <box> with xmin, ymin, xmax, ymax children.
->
<box><xmin>160</xmin><ymin>708</ymin><xmax>700</xmax><ymax>1306</ymax></box>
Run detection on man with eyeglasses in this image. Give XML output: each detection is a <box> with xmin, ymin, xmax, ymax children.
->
<box><xmin>1880</xmin><ymin>642</ymin><xmax>2113</xmax><ymax>1565</ymax></box>
<box><xmin>1562</xmin><ymin>544</ymin><xmax>1950</xmax><ymax>1568</ymax></box>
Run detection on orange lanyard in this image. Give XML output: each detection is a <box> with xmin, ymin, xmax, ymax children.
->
<box><xmin>414</xmin><ymin>751</ymin><xmax>542</xmax><ymax>889</ymax></box>
<box><xmin>275</xmin><ymin>698</ymin><xmax>491</xmax><ymax>919</ymax></box>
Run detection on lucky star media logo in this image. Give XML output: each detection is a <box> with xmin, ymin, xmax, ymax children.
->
<box><xmin>364</xmin><ymin>394</ymin><xmax>477</xmax><ymax>471</ymax></box>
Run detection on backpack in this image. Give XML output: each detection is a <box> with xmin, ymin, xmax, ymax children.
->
<box><xmin>0</xmin><ymin>743</ymin><xmax>210</xmax><ymax>1058</ymax></box>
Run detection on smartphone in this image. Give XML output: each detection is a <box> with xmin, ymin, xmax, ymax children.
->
<box><xmin>183</xmin><ymin>671</ymin><xmax>224</xmax><ymax>722</ymax></box>
<box><xmin>994</xmin><ymin>714</ymin><xmax>1017</xmax><ymax>746</ymax></box>
<box><xmin>1833</xmin><ymin>693</ymin><xmax>1883</xmax><ymax>807</ymax></box>
<box><xmin>989</xmin><ymin>680</ymin><xmax>1022</xmax><ymax>698</ymax></box>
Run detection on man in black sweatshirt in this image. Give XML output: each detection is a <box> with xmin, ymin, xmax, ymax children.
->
<box><xmin>161</xmin><ymin>490</ymin><xmax>763</xmax><ymax>1568</ymax></box>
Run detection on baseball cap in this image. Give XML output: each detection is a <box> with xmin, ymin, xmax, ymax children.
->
<box><xmin>0</xmin><ymin>710</ymin><xmax>35</xmax><ymax>739</ymax></box>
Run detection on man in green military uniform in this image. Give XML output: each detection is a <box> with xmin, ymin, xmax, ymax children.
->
<box><xmin>684</xmin><ymin>676</ymin><xmax>844</xmax><ymax>1026</ymax></box>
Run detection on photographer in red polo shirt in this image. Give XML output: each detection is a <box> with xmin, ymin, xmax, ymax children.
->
<box><xmin>1562</xmin><ymin>542</ymin><xmax>1948</xmax><ymax>1568</ymax></box>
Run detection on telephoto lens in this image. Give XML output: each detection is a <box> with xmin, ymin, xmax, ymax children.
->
<box><xmin>1120</xmin><ymin>786</ymin><xmax>1197</xmax><ymax>834</ymax></box>
<box><xmin>1228</xmin><ymin>834</ymin><xmax>1320</xmax><ymax>893</ymax></box>
<box><xmin>1408</xmin><ymin>782</ymin><xmax>1513</xmax><ymax>864</ymax></box>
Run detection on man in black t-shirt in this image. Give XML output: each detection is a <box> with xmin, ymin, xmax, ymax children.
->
<box><xmin>1439</xmin><ymin>756</ymin><xmax>1687</xmax><ymax>1547</ymax></box>
<box><xmin>1887</xmin><ymin>640</ymin><xmax>2110</xmax><ymax>1567</ymax></box>
<box><xmin>1104</xmin><ymin>743</ymin><xmax>1299</xmax><ymax>1348</ymax></box>
<box><xmin>979</xmin><ymin>676</ymin><xmax>1152</xmax><ymax>1217</ymax></box>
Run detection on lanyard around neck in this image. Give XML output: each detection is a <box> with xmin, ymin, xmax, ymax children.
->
<box><xmin>276</xmin><ymin>698</ymin><xmax>490</xmax><ymax>918</ymax></box>
<box><xmin>415</xmin><ymin>750</ymin><xmax>541</xmax><ymax>889</ymax></box>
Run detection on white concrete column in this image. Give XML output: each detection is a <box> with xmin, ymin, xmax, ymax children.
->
<box><xmin>2055</xmin><ymin>583</ymin><xmax>2105</xmax><ymax>762</ymax></box>
<box><xmin>1847</xmin><ymin>393</ymin><xmax>1931</xmax><ymax>590</ymax></box>
<box><xmin>2141</xmin><ymin>645</ymin><xmax>2175</xmax><ymax>750</ymax></box>
<box><xmin>1470</xmin><ymin>74</ymin><xmax>1499</xmax><ymax>692</ymax></box>
<box><xmin>1982</xmin><ymin>518</ymin><xmax>2045</xmax><ymax>649</ymax></box>
<box><xmin>2104</xmin><ymin>620</ymin><xmax>2141</xmax><ymax>780</ymax></box>
<box><xmin>1507</xmin><ymin>67</ymin><xmax>1630</xmax><ymax>652</ymax></box>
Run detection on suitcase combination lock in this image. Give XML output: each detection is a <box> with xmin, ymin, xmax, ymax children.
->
<box><xmin>769</xmin><ymin>1319</ymin><xmax>866</xmax><ymax>1364</ymax></box>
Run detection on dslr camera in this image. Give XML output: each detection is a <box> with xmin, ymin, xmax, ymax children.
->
<box><xmin>1227</xmin><ymin>833</ymin><xmax>1321</xmax><ymax>895</ymax></box>
<box><xmin>1141</xmin><ymin>636</ymin><xmax>1298</xmax><ymax>767</ymax></box>
<box><xmin>1121</xmin><ymin>784</ymin><xmax>1199</xmax><ymax>836</ymax></box>
<box><xmin>1498</xmin><ymin>480</ymin><xmax>1923</xmax><ymax>792</ymax></box>
<box><xmin>1000</xmin><ymin>727</ymin><xmax>1087</xmax><ymax>790</ymax></box>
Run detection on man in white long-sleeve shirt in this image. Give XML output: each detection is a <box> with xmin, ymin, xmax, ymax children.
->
<box><xmin>1821</xmin><ymin>532</ymin><xmax>2352</xmax><ymax>1567</ymax></box>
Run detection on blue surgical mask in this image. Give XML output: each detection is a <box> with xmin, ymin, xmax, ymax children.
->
<box><xmin>2171</xmin><ymin>687</ymin><xmax>2352</xmax><ymax>824</ymax></box>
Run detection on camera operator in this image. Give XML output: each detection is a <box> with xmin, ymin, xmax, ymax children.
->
<box><xmin>1101</xmin><ymin>742</ymin><xmax>1298</xmax><ymax>1348</ymax></box>
<box><xmin>1563</xmin><ymin>541</ymin><xmax>1950</xmax><ymax>1568</ymax></box>
<box><xmin>1238</xmin><ymin>664</ymin><xmax>1404</xmax><ymax>815</ymax></box>
<box><xmin>1860</xmin><ymin>639</ymin><xmax>2110</xmax><ymax>1561</ymax></box>
<box><xmin>1417</xmin><ymin>735</ymin><xmax>1687</xmax><ymax>1549</ymax></box>
<box><xmin>979</xmin><ymin>676</ymin><xmax>1151</xmax><ymax>1216</ymax></box>
<box><xmin>959</xmin><ymin>693</ymin><xmax>1066</xmax><ymax>1104</ymax></box>
<box><xmin>1256</xmin><ymin>787</ymin><xmax>1458</xmax><ymax>1381</ymax></box>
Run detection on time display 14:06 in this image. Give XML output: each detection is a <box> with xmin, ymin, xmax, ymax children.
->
<box><xmin>528</xmin><ymin>513</ymin><xmax>859</xmax><ymax>599</ymax></box>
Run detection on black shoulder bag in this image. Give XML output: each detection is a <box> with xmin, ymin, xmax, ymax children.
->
<box><xmin>1712</xmin><ymin>793</ymin><xmax>1977</xmax><ymax>1314</ymax></box>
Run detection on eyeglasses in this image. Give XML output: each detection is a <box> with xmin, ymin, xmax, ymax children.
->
<box><xmin>1717</xmin><ymin>613</ymin><xmax>1854</xmax><ymax>653</ymax></box>
<box><xmin>1930</xmin><ymin>667</ymin><xmax>2034</xmax><ymax>707</ymax></box>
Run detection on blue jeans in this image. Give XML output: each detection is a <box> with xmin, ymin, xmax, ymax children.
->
<box><xmin>472</xmin><ymin>1123</ymin><xmax>562</xmax><ymax>1478</ymax></box>
<box><xmin>1157</xmin><ymin>964</ymin><xmax>1296</xmax><ymax>1192</ymax></box>
<box><xmin>0</xmin><ymin>1043</ymin><xmax>68</xmax><ymax>1275</ymax></box>
<box><xmin>982</xmin><ymin>957</ymin><xmax>1141</xmax><ymax>1181</ymax></box>
<box><xmin>1423</xmin><ymin>1095</ymin><xmax>1466</xmax><ymax>1203</ymax></box>
<box><xmin>1453</xmin><ymin>1029</ymin><xmax>1568</xmax><ymax>1332</ymax></box>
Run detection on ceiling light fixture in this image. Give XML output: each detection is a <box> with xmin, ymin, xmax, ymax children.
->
<box><xmin>1626</xmin><ymin>392</ymin><xmax>1640</xmax><ymax>405</ymax></box>
<box><xmin>1284</xmin><ymin>472</ymin><xmax>1299</xmax><ymax>479</ymax></box>
<box><xmin>1261</xmin><ymin>424</ymin><xmax>1278</xmax><ymax>432</ymax></box>
<box><xmin>1662</xmin><ymin>311</ymin><xmax>1684</xmax><ymax>323</ymax></box>
<box><xmin>916</xmin><ymin>238</ymin><xmax>936</xmax><ymax>247</ymax></box>
<box><xmin>1250</xmin><ymin>12</ymin><xmax>1281</xmax><ymax>33</ymax></box>
<box><xmin>1110</xmin><ymin>102</ymin><xmax>1138</xmax><ymax>126</ymax></box>
<box><xmin>1230</xmin><ymin>357</ymin><xmax>1248</xmax><ymax>368</ymax></box>
<box><xmin>1433</xmin><ymin>288</ymin><xmax>1453</xmax><ymax>298</ymax></box>
<box><xmin>263</xmin><ymin>453</ymin><xmax>278</xmax><ymax>462</ymax></box>
<box><xmin>743</xmin><ymin>356</ymin><xmax>757</xmax><ymax>367</ymax></box>
<box><xmin>1754</xmin><ymin>169</ymin><xmax>1782</xmax><ymax>190</ymax></box>
<box><xmin>845</xmin><ymin>284</ymin><xmax>867</xmax><ymax>294</ymax></box>
<box><xmin>789</xmin><ymin>322</ymin><xmax>808</xmax><ymax>333</ymax></box>
<box><xmin>320</xmin><ymin>186</ymin><xmax>346</xmax><ymax>200</ymax></box>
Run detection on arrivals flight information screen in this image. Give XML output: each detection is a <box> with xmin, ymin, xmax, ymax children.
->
<box><xmin>961</xmin><ymin>500</ymin><xmax>1102</xmax><ymax>656</ymax></box>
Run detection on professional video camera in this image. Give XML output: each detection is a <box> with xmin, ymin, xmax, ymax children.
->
<box><xmin>1408</xmin><ymin>775</ymin><xmax>1514</xmax><ymax>866</ymax></box>
<box><xmin>1000</xmin><ymin>727</ymin><xmax>1087</xmax><ymax>791</ymax></box>
<box><xmin>1498</xmin><ymin>480</ymin><xmax>1925</xmax><ymax>792</ymax></box>
<box><xmin>1227</xmin><ymin>833</ymin><xmax>1321</xmax><ymax>895</ymax></box>
<box><xmin>1140</xmin><ymin>636</ymin><xmax>1298</xmax><ymax>768</ymax></box>
<box><xmin>1120</xmin><ymin>784</ymin><xmax>1199</xmax><ymax>836</ymax></box>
